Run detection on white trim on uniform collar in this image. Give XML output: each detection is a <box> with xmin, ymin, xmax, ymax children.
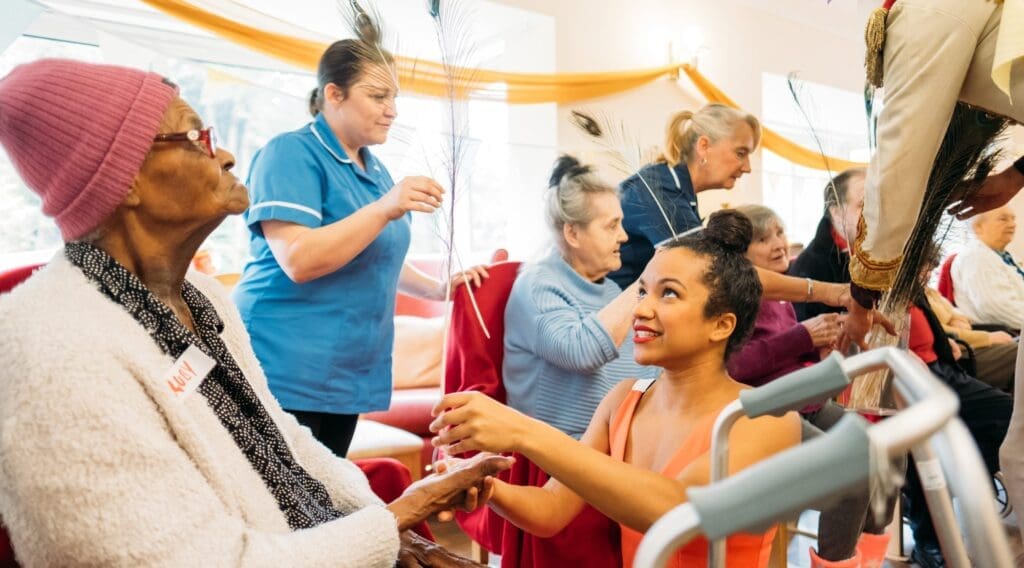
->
<box><xmin>666</xmin><ymin>163</ymin><xmax>697</xmax><ymax>206</ymax></box>
<box><xmin>666</xmin><ymin>163</ymin><xmax>682</xmax><ymax>190</ymax></box>
<box><xmin>250</xmin><ymin>201</ymin><xmax>323</xmax><ymax>221</ymax></box>
<box><xmin>308</xmin><ymin>124</ymin><xmax>352</xmax><ymax>164</ymax></box>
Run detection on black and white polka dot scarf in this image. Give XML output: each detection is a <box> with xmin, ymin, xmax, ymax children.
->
<box><xmin>66</xmin><ymin>242</ymin><xmax>344</xmax><ymax>530</ymax></box>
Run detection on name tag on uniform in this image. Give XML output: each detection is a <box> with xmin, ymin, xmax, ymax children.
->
<box><xmin>163</xmin><ymin>345</ymin><xmax>216</xmax><ymax>400</ymax></box>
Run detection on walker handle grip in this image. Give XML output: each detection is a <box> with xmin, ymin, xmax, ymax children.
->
<box><xmin>687</xmin><ymin>413</ymin><xmax>871</xmax><ymax>539</ymax></box>
<box><xmin>739</xmin><ymin>353</ymin><xmax>849</xmax><ymax>418</ymax></box>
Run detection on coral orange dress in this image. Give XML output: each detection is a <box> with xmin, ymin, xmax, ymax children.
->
<box><xmin>609</xmin><ymin>379</ymin><xmax>775</xmax><ymax>568</ymax></box>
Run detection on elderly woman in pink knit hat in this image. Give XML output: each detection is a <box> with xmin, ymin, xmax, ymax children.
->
<box><xmin>0</xmin><ymin>58</ymin><xmax>508</xmax><ymax>567</ymax></box>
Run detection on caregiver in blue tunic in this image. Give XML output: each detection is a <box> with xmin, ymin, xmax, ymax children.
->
<box><xmin>234</xmin><ymin>40</ymin><xmax>485</xmax><ymax>457</ymax></box>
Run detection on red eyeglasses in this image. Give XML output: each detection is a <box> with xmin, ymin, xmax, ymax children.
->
<box><xmin>152</xmin><ymin>126</ymin><xmax>219</xmax><ymax>158</ymax></box>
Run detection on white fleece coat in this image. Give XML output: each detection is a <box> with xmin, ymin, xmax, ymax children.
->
<box><xmin>0</xmin><ymin>255</ymin><xmax>400</xmax><ymax>567</ymax></box>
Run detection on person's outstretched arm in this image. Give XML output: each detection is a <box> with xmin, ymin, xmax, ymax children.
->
<box><xmin>432</xmin><ymin>384</ymin><xmax>800</xmax><ymax>533</ymax></box>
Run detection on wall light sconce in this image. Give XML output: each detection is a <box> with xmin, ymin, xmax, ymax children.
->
<box><xmin>669</xmin><ymin>24</ymin><xmax>709</xmax><ymax>76</ymax></box>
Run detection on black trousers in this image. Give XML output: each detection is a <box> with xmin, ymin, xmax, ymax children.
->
<box><xmin>904</xmin><ymin>360</ymin><xmax>1012</xmax><ymax>547</ymax></box>
<box><xmin>288</xmin><ymin>410</ymin><xmax>360</xmax><ymax>458</ymax></box>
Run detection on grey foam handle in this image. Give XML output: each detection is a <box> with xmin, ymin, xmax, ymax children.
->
<box><xmin>687</xmin><ymin>413</ymin><xmax>871</xmax><ymax>539</ymax></box>
<box><xmin>739</xmin><ymin>352</ymin><xmax>849</xmax><ymax>418</ymax></box>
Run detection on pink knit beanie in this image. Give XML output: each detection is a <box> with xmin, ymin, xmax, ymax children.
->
<box><xmin>0</xmin><ymin>58</ymin><xmax>179</xmax><ymax>241</ymax></box>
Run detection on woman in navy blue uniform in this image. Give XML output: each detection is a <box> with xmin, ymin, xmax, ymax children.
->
<box><xmin>610</xmin><ymin>104</ymin><xmax>761</xmax><ymax>288</ymax></box>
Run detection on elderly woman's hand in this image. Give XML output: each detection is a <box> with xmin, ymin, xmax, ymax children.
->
<box><xmin>839</xmin><ymin>299</ymin><xmax>897</xmax><ymax>351</ymax></box>
<box><xmin>801</xmin><ymin>313</ymin><xmax>844</xmax><ymax>348</ymax></box>
<box><xmin>397</xmin><ymin>531</ymin><xmax>485</xmax><ymax>567</ymax></box>
<box><xmin>386</xmin><ymin>452</ymin><xmax>513</xmax><ymax>531</ymax></box>
<box><xmin>443</xmin><ymin>264</ymin><xmax>490</xmax><ymax>300</ymax></box>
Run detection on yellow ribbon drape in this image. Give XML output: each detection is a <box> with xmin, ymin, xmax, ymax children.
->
<box><xmin>139</xmin><ymin>0</ymin><xmax>867</xmax><ymax>172</ymax></box>
<box><xmin>680</xmin><ymin>66</ymin><xmax>867</xmax><ymax>172</ymax></box>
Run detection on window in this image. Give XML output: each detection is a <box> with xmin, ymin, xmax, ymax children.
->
<box><xmin>1</xmin><ymin>29</ymin><xmax>556</xmax><ymax>273</ymax></box>
<box><xmin>760</xmin><ymin>72</ymin><xmax>869</xmax><ymax>247</ymax></box>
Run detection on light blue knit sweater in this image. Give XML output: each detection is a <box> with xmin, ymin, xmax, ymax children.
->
<box><xmin>502</xmin><ymin>250</ymin><xmax>658</xmax><ymax>438</ymax></box>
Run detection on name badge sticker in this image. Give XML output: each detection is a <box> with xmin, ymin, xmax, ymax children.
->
<box><xmin>163</xmin><ymin>345</ymin><xmax>216</xmax><ymax>400</ymax></box>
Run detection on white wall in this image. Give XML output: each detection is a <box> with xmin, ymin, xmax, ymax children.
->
<box><xmin>495</xmin><ymin>0</ymin><xmax>868</xmax><ymax>212</ymax></box>
<box><xmin>498</xmin><ymin>0</ymin><xmax>1024</xmax><ymax>258</ymax></box>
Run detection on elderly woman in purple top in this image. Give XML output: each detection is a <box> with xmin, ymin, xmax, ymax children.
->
<box><xmin>728</xmin><ymin>204</ymin><xmax>898</xmax><ymax>567</ymax></box>
<box><xmin>727</xmin><ymin>205</ymin><xmax>844</xmax><ymax>390</ymax></box>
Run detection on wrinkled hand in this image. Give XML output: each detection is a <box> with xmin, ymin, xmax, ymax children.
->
<box><xmin>947</xmin><ymin>166</ymin><xmax>1024</xmax><ymax>220</ymax></box>
<box><xmin>431</xmin><ymin>457</ymin><xmax>500</xmax><ymax>521</ymax></box>
<box><xmin>387</xmin><ymin>452</ymin><xmax>513</xmax><ymax>531</ymax></box>
<box><xmin>377</xmin><ymin>176</ymin><xmax>445</xmax><ymax>220</ymax></box>
<box><xmin>444</xmin><ymin>265</ymin><xmax>490</xmax><ymax>299</ymax></box>
<box><xmin>431</xmin><ymin>392</ymin><xmax>534</xmax><ymax>455</ymax></box>
<box><xmin>801</xmin><ymin>313</ymin><xmax>845</xmax><ymax>348</ymax></box>
<box><xmin>840</xmin><ymin>300</ymin><xmax>896</xmax><ymax>351</ymax></box>
<box><xmin>989</xmin><ymin>331</ymin><xmax>1015</xmax><ymax>345</ymax></box>
<box><xmin>396</xmin><ymin>531</ymin><xmax>485</xmax><ymax>568</ymax></box>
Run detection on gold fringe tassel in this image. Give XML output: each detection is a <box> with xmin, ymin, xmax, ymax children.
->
<box><xmin>864</xmin><ymin>6</ymin><xmax>889</xmax><ymax>88</ymax></box>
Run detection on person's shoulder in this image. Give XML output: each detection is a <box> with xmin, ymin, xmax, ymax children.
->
<box><xmin>620</xmin><ymin>162</ymin><xmax>665</xmax><ymax>191</ymax></box>
<box><xmin>594</xmin><ymin>378</ymin><xmax>644</xmax><ymax>421</ymax></box>
<box><xmin>0</xmin><ymin>257</ymin><xmax>90</xmax><ymax>335</ymax></box>
<box><xmin>0</xmin><ymin>259</ymin><xmax>127</xmax><ymax>402</ymax></box>
<box><xmin>258</xmin><ymin>123</ymin><xmax>319</xmax><ymax>160</ymax></box>
<box><xmin>512</xmin><ymin>257</ymin><xmax>578</xmax><ymax>310</ymax></box>
<box><xmin>952</xmin><ymin>242</ymin><xmax>989</xmax><ymax>270</ymax></box>
<box><xmin>519</xmin><ymin>254</ymin><xmax>563</xmax><ymax>282</ymax></box>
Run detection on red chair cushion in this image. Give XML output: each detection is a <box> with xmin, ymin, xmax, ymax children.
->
<box><xmin>937</xmin><ymin>254</ymin><xmax>957</xmax><ymax>304</ymax></box>
<box><xmin>0</xmin><ymin>264</ymin><xmax>43</xmax><ymax>295</ymax></box>
<box><xmin>444</xmin><ymin>261</ymin><xmax>521</xmax><ymax>401</ymax></box>
<box><xmin>363</xmin><ymin>388</ymin><xmax>440</xmax><ymax>437</ymax></box>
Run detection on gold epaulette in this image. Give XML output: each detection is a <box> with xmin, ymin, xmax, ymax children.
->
<box><xmin>864</xmin><ymin>6</ymin><xmax>889</xmax><ymax>88</ymax></box>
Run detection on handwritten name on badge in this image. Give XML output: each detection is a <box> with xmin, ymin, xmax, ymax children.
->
<box><xmin>163</xmin><ymin>345</ymin><xmax>216</xmax><ymax>400</ymax></box>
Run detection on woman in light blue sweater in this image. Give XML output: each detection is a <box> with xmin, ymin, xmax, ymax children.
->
<box><xmin>503</xmin><ymin>156</ymin><xmax>658</xmax><ymax>438</ymax></box>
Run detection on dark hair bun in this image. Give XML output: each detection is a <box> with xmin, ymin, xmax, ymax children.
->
<box><xmin>308</xmin><ymin>87</ymin><xmax>321</xmax><ymax>117</ymax></box>
<box><xmin>703</xmin><ymin>209</ymin><xmax>752</xmax><ymax>254</ymax></box>
<box><xmin>549</xmin><ymin>154</ymin><xmax>592</xmax><ymax>188</ymax></box>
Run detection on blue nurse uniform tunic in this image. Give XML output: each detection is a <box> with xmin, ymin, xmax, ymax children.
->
<box><xmin>233</xmin><ymin>113</ymin><xmax>411</xmax><ymax>414</ymax></box>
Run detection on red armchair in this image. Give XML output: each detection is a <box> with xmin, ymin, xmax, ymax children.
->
<box><xmin>443</xmin><ymin>260</ymin><xmax>621</xmax><ymax>567</ymax></box>
<box><xmin>937</xmin><ymin>254</ymin><xmax>957</xmax><ymax>304</ymax></box>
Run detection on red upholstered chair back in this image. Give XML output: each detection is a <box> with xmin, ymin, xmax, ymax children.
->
<box><xmin>937</xmin><ymin>254</ymin><xmax>958</xmax><ymax>304</ymax></box>
<box><xmin>443</xmin><ymin>260</ymin><xmax>521</xmax><ymax>402</ymax></box>
<box><xmin>0</xmin><ymin>264</ymin><xmax>43</xmax><ymax>294</ymax></box>
<box><xmin>396</xmin><ymin>251</ymin><xmax>510</xmax><ymax>318</ymax></box>
<box><xmin>0</xmin><ymin>263</ymin><xmax>41</xmax><ymax>568</ymax></box>
<box><xmin>446</xmin><ymin>260</ymin><xmax>622</xmax><ymax>566</ymax></box>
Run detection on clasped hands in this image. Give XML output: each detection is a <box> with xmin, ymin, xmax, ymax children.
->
<box><xmin>385</xmin><ymin>451</ymin><xmax>513</xmax><ymax>532</ymax></box>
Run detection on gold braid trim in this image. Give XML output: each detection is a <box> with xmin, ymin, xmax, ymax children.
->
<box><xmin>864</xmin><ymin>6</ymin><xmax>889</xmax><ymax>88</ymax></box>
<box><xmin>850</xmin><ymin>215</ymin><xmax>902</xmax><ymax>291</ymax></box>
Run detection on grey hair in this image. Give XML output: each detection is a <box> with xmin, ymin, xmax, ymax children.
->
<box><xmin>661</xmin><ymin>103</ymin><xmax>762</xmax><ymax>166</ymax></box>
<box><xmin>734</xmin><ymin>204</ymin><xmax>784</xmax><ymax>241</ymax></box>
<box><xmin>823</xmin><ymin>167</ymin><xmax>867</xmax><ymax>214</ymax></box>
<box><xmin>546</xmin><ymin>155</ymin><xmax>618</xmax><ymax>248</ymax></box>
